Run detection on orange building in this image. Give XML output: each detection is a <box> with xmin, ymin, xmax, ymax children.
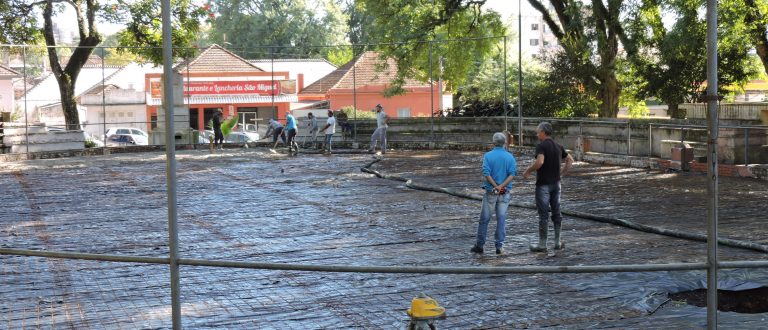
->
<box><xmin>144</xmin><ymin>45</ymin><xmax>297</xmax><ymax>132</ymax></box>
<box><xmin>300</xmin><ymin>51</ymin><xmax>441</xmax><ymax>118</ymax></box>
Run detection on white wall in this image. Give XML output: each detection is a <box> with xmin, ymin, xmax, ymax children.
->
<box><xmin>0</xmin><ymin>79</ymin><xmax>14</xmax><ymax>114</ymax></box>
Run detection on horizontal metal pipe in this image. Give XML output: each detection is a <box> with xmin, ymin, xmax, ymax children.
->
<box><xmin>0</xmin><ymin>248</ymin><xmax>169</xmax><ymax>264</ymax></box>
<box><xmin>719</xmin><ymin>260</ymin><xmax>768</xmax><ymax>269</ymax></box>
<box><xmin>4</xmin><ymin>248</ymin><xmax>767</xmax><ymax>274</ymax></box>
<box><xmin>179</xmin><ymin>258</ymin><xmax>709</xmax><ymax>274</ymax></box>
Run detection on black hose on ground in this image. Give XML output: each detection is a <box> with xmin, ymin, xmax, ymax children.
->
<box><xmin>362</xmin><ymin>159</ymin><xmax>768</xmax><ymax>254</ymax></box>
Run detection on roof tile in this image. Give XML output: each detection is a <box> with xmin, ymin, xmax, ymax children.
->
<box><xmin>0</xmin><ymin>63</ymin><xmax>20</xmax><ymax>77</ymax></box>
<box><xmin>174</xmin><ymin>44</ymin><xmax>264</xmax><ymax>73</ymax></box>
<box><xmin>299</xmin><ymin>51</ymin><xmax>430</xmax><ymax>95</ymax></box>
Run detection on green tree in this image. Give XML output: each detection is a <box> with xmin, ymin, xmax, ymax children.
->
<box><xmin>95</xmin><ymin>33</ymin><xmax>140</xmax><ymax>66</ymax></box>
<box><xmin>103</xmin><ymin>0</ymin><xmax>207</xmax><ymax>64</ymax></box>
<box><xmin>356</xmin><ymin>0</ymin><xmax>506</xmax><ymax>97</ymax></box>
<box><xmin>526</xmin><ymin>51</ymin><xmax>600</xmax><ymax>118</ymax></box>
<box><xmin>1</xmin><ymin>0</ymin><xmax>204</xmax><ymax>130</ymax></box>
<box><xmin>206</xmin><ymin>0</ymin><xmax>348</xmax><ymax>59</ymax></box>
<box><xmin>528</xmin><ymin>0</ymin><xmax>635</xmax><ymax>118</ymax></box>
<box><xmin>0</xmin><ymin>0</ymin><xmax>103</xmax><ymax>130</ymax></box>
<box><xmin>626</xmin><ymin>0</ymin><xmax>757</xmax><ymax>118</ymax></box>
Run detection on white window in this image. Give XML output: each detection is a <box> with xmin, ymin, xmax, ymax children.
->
<box><xmin>127</xmin><ymin>112</ymin><xmax>134</xmax><ymax>118</ymax></box>
<box><xmin>397</xmin><ymin>108</ymin><xmax>411</xmax><ymax>118</ymax></box>
<box><xmin>118</xmin><ymin>112</ymin><xmax>124</xmax><ymax>118</ymax></box>
<box><xmin>543</xmin><ymin>41</ymin><xmax>550</xmax><ymax>46</ymax></box>
<box><xmin>543</xmin><ymin>25</ymin><xmax>547</xmax><ymax>33</ymax></box>
<box><xmin>531</xmin><ymin>23</ymin><xmax>539</xmax><ymax>31</ymax></box>
<box><xmin>530</xmin><ymin>39</ymin><xmax>539</xmax><ymax>46</ymax></box>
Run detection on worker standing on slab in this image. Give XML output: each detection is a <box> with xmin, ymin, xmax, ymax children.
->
<box><xmin>285</xmin><ymin>110</ymin><xmax>299</xmax><ymax>155</ymax></box>
<box><xmin>368</xmin><ymin>104</ymin><xmax>389</xmax><ymax>154</ymax></box>
<box><xmin>523</xmin><ymin>122</ymin><xmax>574</xmax><ymax>253</ymax></box>
<box><xmin>319</xmin><ymin>109</ymin><xmax>336</xmax><ymax>154</ymax></box>
<box><xmin>306</xmin><ymin>112</ymin><xmax>319</xmax><ymax>149</ymax></box>
<box><xmin>266</xmin><ymin>118</ymin><xmax>286</xmax><ymax>150</ymax></box>
<box><xmin>471</xmin><ymin>132</ymin><xmax>517</xmax><ymax>255</ymax></box>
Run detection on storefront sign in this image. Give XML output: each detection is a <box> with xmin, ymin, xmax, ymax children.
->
<box><xmin>150</xmin><ymin>80</ymin><xmax>295</xmax><ymax>98</ymax></box>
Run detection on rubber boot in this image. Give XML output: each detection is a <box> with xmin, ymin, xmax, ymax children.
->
<box><xmin>529</xmin><ymin>225</ymin><xmax>548</xmax><ymax>252</ymax></box>
<box><xmin>554</xmin><ymin>222</ymin><xmax>564</xmax><ymax>250</ymax></box>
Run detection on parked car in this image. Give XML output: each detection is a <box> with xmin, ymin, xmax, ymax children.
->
<box><xmin>233</xmin><ymin>123</ymin><xmax>261</xmax><ymax>141</ymax></box>
<box><xmin>106</xmin><ymin>134</ymin><xmax>137</xmax><ymax>146</ymax></box>
<box><xmin>225</xmin><ymin>131</ymin><xmax>256</xmax><ymax>143</ymax></box>
<box><xmin>105</xmin><ymin>127</ymin><xmax>149</xmax><ymax>145</ymax></box>
<box><xmin>197</xmin><ymin>130</ymin><xmax>256</xmax><ymax>144</ymax></box>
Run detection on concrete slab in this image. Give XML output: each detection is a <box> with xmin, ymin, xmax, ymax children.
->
<box><xmin>0</xmin><ymin>149</ymin><xmax>766</xmax><ymax>328</ymax></box>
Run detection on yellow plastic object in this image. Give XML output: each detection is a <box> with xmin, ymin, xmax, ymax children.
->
<box><xmin>407</xmin><ymin>293</ymin><xmax>446</xmax><ymax>320</ymax></box>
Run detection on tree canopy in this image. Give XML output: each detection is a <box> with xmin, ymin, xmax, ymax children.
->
<box><xmin>0</xmin><ymin>0</ymin><xmax>204</xmax><ymax>129</ymax></box>
<box><xmin>205</xmin><ymin>0</ymin><xmax>349</xmax><ymax>59</ymax></box>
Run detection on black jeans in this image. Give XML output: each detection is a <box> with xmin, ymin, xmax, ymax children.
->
<box><xmin>214</xmin><ymin>127</ymin><xmax>224</xmax><ymax>145</ymax></box>
<box><xmin>286</xmin><ymin>128</ymin><xmax>298</xmax><ymax>152</ymax></box>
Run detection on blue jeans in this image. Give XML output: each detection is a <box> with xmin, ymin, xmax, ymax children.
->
<box><xmin>535</xmin><ymin>182</ymin><xmax>562</xmax><ymax>237</ymax></box>
<box><xmin>324</xmin><ymin>134</ymin><xmax>333</xmax><ymax>152</ymax></box>
<box><xmin>476</xmin><ymin>190</ymin><xmax>511</xmax><ymax>249</ymax></box>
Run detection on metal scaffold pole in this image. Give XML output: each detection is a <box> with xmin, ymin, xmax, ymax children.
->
<box><xmin>517</xmin><ymin>2</ymin><xmax>523</xmax><ymax>147</ymax></box>
<box><xmin>161</xmin><ymin>0</ymin><xmax>181</xmax><ymax>328</ymax></box>
<box><xmin>705</xmin><ymin>0</ymin><xmax>720</xmax><ymax>327</ymax></box>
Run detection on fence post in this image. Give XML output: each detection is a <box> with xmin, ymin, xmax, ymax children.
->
<box><xmin>429</xmin><ymin>41</ymin><xmax>434</xmax><ymax>147</ymax></box>
<box><xmin>627</xmin><ymin>122</ymin><xmax>631</xmax><ymax>156</ymax></box>
<box><xmin>744</xmin><ymin>127</ymin><xmax>748</xmax><ymax>165</ymax></box>
<box><xmin>22</xmin><ymin>46</ymin><xmax>30</xmax><ymax>158</ymax></box>
<box><xmin>161</xmin><ymin>0</ymin><xmax>182</xmax><ymax>328</ymax></box>
<box><xmin>648</xmin><ymin>123</ymin><xmax>653</xmax><ymax>157</ymax></box>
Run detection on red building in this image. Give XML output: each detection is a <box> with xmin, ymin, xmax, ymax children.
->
<box><xmin>300</xmin><ymin>51</ymin><xmax>442</xmax><ymax>118</ymax></box>
<box><xmin>144</xmin><ymin>45</ymin><xmax>297</xmax><ymax>132</ymax></box>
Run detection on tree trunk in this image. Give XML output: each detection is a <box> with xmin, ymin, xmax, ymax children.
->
<box><xmin>598</xmin><ymin>72</ymin><xmax>620</xmax><ymax>118</ymax></box>
<box><xmin>42</xmin><ymin>0</ymin><xmax>100</xmax><ymax>131</ymax></box>
<box><xmin>667</xmin><ymin>103</ymin><xmax>684</xmax><ymax>119</ymax></box>
<box><xmin>57</xmin><ymin>75</ymin><xmax>80</xmax><ymax>130</ymax></box>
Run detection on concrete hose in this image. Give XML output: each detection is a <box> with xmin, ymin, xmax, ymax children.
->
<box><xmin>363</xmin><ymin>160</ymin><xmax>768</xmax><ymax>254</ymax></box>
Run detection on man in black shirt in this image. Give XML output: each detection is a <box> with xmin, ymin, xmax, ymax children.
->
<box><xmin>212</xmin><ymin>109</ymin><xmax>224</xmax><ymax>150</ymax></box>
<box><xmin>523</xmin><ymin>122</ymin><xmax>574</xmax><ymax>252</ymax></box>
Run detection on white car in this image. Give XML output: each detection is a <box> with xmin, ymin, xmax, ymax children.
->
<box><xmin>197</xmin><ymin>130</ymin><xmax>256</xmax><ymax>144</ymax></box>
<box><xmin>105</xmin><ymin>127</ymin><xmax>149</xmax><ymax>145</ymax></box>
<box><xmin>233</xmin><ymin>124</ymin><xmax>260</xmax><ymax>141</ymax></box>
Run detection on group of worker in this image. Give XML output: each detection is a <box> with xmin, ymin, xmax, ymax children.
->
<box><xmin>264</xmin><ymin>104</ymin><xmax>390</xmax><ymax>155</ymax></box>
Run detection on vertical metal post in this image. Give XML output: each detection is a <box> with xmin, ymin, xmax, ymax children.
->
<box><xmin>744</xmin><ymin>128</ymin><xmax>748</xmax><ymax>165</ymax></box>
<box><xmin>271</xmin><ymin>48</ymin><xmax>275</xmax><ymax>118</ymax></box>
<box><xmin>503</xmin><ymin>36</ymin><xmax>508</xmax><ymax>131</ymax></box>
<box><xmin>517</xmin><ymin>3</ymin><xmax>523</xmax><ymax>147</ymax></box>
<box><xmin>627</xmin><ymin>123</ymin><xmax>631</xmax><ymax>155</ymax></box>
<box><xmin>648</xmin><ymin>123</ymin><xmax>653</xmax><ymax>157</ymax></box>
<box><xmin>681</xmin><ymin>127</ymin><xmax>685</xmax><ymax>146</ymax></box>
<box><xmin>705</xmin><ymin>0</ymin><xmax>719</xmax><ymax>327</ymax></box>
<box><xmin>429</xmin><ymin>41</ymin><xmax>434</xmax><ymax>144</ymax></box>
<box><xmin>352</xmin><ymin>46</ymin><xmax>357</xmax><ymax>142</ymax></box>
<box><xmin>101</xmin><ymin>48</ymin><xmax>106</xmax><ymax>151</ymax></box>
<box><xmin>161</xmin><ymin>0</ymin><xmax>181</xmax><ymax>328</ymax></box>
<box><xmin>22</xmin><ymin>46</ymin><xmax>29</xmax><ymax>157</ymax></box>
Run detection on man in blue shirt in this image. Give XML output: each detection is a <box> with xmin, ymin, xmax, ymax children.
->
<box><xmin>471</xmin><ymin>132</ymin><xmax>517</xmax><ymax>255</ymax></box>
<box><xmin>284</xmin><ymin>110</ymin><xmax>299</xmax><ymax>155</ymax></box>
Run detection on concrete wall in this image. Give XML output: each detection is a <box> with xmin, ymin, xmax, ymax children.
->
<box><xmin>682</xmin><ymin>103</ymin><xmax>768</xmax><ymax>121</ymax></box>
<box><xmin>0</xmin><ymin>79</ymin><xmax>14</xmax><ymax>114</ymax></box>
<box><xmin>339</xmin><ymin>117</ymin><xmax>767</xmax><ymax>165</ymax></box>
<box><xmin>329</xmin><ymin>85</ymin><xmax>441</xmax><ymax>118</ymax></box>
